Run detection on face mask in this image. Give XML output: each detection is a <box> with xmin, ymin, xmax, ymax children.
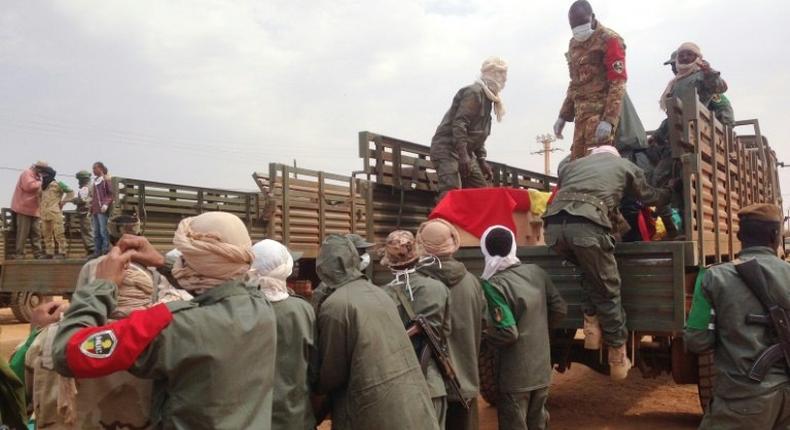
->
<box><xmin>572</xmin><ymin>23</ymin><xmax>594</xmax><ymax>42</ymax></box>
<box><xmin>359</xmin><ymin>253</ymin><xmax>371</xmax><ymax>271</ymax></box>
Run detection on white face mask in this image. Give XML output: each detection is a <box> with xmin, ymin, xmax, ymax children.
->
<box><xmin>359</xmin><ymin>253</ymin><xmax>371</xmax><ymax>271</ymax></box>
<box><xmin>572</xmin><ymin>23</ymin><xmax>594</xmax><ymax>42</ymax></box>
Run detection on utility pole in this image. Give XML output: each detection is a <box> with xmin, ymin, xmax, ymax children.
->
<box><xmin>532</xmin><ymin>134</ymin><xmax>562</xmax><ymax>176</ymax></box>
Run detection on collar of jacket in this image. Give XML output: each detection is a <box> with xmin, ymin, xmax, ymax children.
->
<box><xmin>191</xmin><ymin>280</ymin><xmax>255</xmax><ymax>306</ymax></box>
<box><xmin>738</xmin><ymin>246</ymin><xmax>779</xmax><ymax>259</ymax></box>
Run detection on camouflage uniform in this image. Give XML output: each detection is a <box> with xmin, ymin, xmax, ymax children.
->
<box><xmin>544</xmin><ymin>153</ymin><xmax>669</xmax><ymax>347</ymax></box>
<box><xmin>685</xmin><ymin>246</ymin><xmax>790</xmax><ymax>429</ymax></box>
<box><xmin>559</xmin><ymin>23</ymin><xmax>628</xmax><ymax>159</ymax></box>
<box><xmin>40</xmin><ymin>180</ymin><xmax>74</xmax><ymax>257</ymax></box>
<box><xmin>72</xmin><ymin>171</ymin><xmax>94</xmax><ymax>254</ymax></box>
<box><xmin>431</xmin><ymin>82</ymin><xmax>492</xmax><ymax>198</ymax></box>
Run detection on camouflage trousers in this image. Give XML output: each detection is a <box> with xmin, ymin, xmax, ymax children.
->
<box><xmin>14</xmin><ymin>212</ymin><xmax>42</xmax><ymax>258</ymax></box>
<box><xmin>446</xmin><ymin>397</ymin><xmax>479</xmax><ymax>430</ymax></box>
<box><xmin>544</xmin><ymin>219</ymin><xmax>628</xmax><ymax>347</ymax></box>
<box><xmin>41</xmin><ymin>216</ymin><xmax>67</xmax><ymax>256</ymax></box>
<box><xmin>76</xmin><ymin>211</ymin><xmax>94</xmax><ymax>253</ymax></box>
<box><xmin>497</xmin><ymin>387</ymin><xmax>549</xmax><ymax>430</ymax></box>
<box><xmin>570</xmin><ymin>112</ymin><xmax>620</xmax><ymax>160</ymax></box>
<box><xmin>700</xmin><ymin>385</ymin><xmax>790</xmax><ymax>430</ymax></box>
<box><xmin>433</xmin><ymin>156</ymin><xmax>489</xmax><ymax>199</ymax></box>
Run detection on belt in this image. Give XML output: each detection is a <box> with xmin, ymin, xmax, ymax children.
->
<box><xmin>554</xmin><ymin>191</ymin><xmax>610</xmax><ymax>215</ymax></box>
<box><xmin>546</xmin><ymin>211</ymin><xmax>591</xmax><ymax>225</ymax></box>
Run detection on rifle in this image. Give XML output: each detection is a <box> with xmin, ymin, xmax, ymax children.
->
<box><xmin>405</xmin><ymin>314</ymin><xmax>470</xmax><ymax>411</ymax></box>
<box><xmin>734</xmin><ymin>258</ymin><xmax>790</xmax><ymax>381</ymax></box>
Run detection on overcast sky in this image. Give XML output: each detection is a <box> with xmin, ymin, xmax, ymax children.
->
<box><xmin>1</xmin><ymin>0</ymin><xmax>789</xmax><ymax>209</ymax></box>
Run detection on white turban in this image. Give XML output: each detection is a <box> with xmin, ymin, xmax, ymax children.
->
<box><xmin>250</xmin><ymin>239</ymin><xmax>293</xmax><ymax>302</ymax></box>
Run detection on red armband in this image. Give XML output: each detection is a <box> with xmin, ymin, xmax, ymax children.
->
<box><xmin>605</xmin><ymin>38</ymin><xmax>627</xmax><ymax>81</ymax></box>
<box><xmin>65</xmin><ymin>303</ymin><xmax>173</xmax><ymax>378</ymax></box>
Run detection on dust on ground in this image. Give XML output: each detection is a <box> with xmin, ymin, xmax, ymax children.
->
<box><xmin>2</xmin><ymin>308</ymin><xmax>702</xmax><ymax>429</ymax></box>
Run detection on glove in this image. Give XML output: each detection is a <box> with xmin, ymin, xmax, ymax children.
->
<box><xmin>594</xmin><ymin>121</ymin><xmax>613</xmax><ymax>143</ymax></box>
<box><xmin>553</xmin><ymin>118</ymin><xmax>566</xmax><ymax>139</ymax></box>
<box><xmin>101</xmin><ymin>204</ymin><xmax>108</xmax><ymax>213</ymax></box>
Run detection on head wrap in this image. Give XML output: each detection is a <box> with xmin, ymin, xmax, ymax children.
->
<box><xmin>480</xmin><ymin>225</ymin><xmax>520</xmax><ymax>280</ymax></box>
<box><xmin>382</xmin><ymin>230</ymin><xmax>419</xmax><ymax>267</ymax></box>
<box><xmin>590</xmin><ymin>145</ymin><xmax>620</xmax><ymax>157</ymax></box>
<box><xmin>477</xmin><ymin>56</ymin><xmax>508</xmax><ymax>122</ymax></box>
<box><xmin>172</xmin><ymin>212</ymin><xmax>254</xmax><ymax>293</ymax></box>
<box><xmin>113</xmin><ymin>264</ymin><xmax>155</xmax><ymax>318</ymax></box>
<box><xmin>660</xmin><ymin>42</ymin><xmax>704</xmax><ymax>112</ymax></box>
<box><xmin>249</xmin><ymin>239</ymin><xmax>293</xmax><ymax>302</ymax></box>
<box><xmin>416</xmin><ymin>219</ymin><xmax>460</xmax><ymax>257</ymax></box>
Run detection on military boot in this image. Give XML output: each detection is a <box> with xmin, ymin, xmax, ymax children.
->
<box><xmin>608</xmin><ymin>344</ymin><xmax>631</xmax><ymax>381</ymax></box>
<box><xmin>583</xmin><ymin>314</ymin><xmax>602</xmax><ymax>350</ymax></box>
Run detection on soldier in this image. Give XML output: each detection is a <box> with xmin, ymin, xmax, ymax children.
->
<box><xmin>38</xmin><ymin>166</ymin><xmax>74</xmax><ymax>259</ymax></box>
<box><xmin>659</xmin><ymin>42</ymin><xmax>728</xmax><ymax>117</ymax></box>
<box><xmin>381</xmin><ymin>230</ymin><xmax>451</xmax><ymax>426</ymax></box>
<box><xmin>553</xmin><ymin>0</ymin><xmax>628</xmax><ymax>159</ymax></box>
<box><xmin>311</xmin><ymin>233</ymin><xmax>374</xmax><ymax>315</ymax></box>
<box><xmin>685</xmin><ymin>204</ymin><xmax>790</xmax><ymax>429</ymax></box>
<box><xmin>663</xmin><ymin>50</ymin><xmax>734</xmax><ymax>126</ymax></box>
<box><xmin>10</xmin><ymin>161</ymin><xmax>47</xmax><ymax>259</ymax></box>
<box><xmin>249</xmin><ymin>239</ymin><xmax>316</xmax><ymax>430</ymax></box>
<box><xmin>430</xmin><ymin>57</ymin><xmax>508</xmax><ymax>198</ymax></box>
<box><xmin>415</xmin><ymin>219</ymin><xmax>486</xmax><ymax>430</ymax></box>
<box><xmin>51</xmin><ymin>212</ymin><xmax>277</xmax><ymax>428</ymax></box>
<box><xmin>90</xmin><ymin>161</ymin><xmax>114</xmax><ymax>258</ymax></box>
<box><xmin>26</xmin><ymin>216</ymin><xmax>155</xmax><ymax>429</ymax></box>
<box><xmin>543</xmin><ymin>145</ymin><xmax>670</xmax><ymax>380</ymax></box>
<box><xmin>314</xmin><ymin>234</ymin><xmax>439</xmax><ymax>429</ymax></box>
<box><xmin>72</xmin><ymin>170</ymin><xmax>95</xmax><ymax>254</ymax></box>
<box><xmin>479</xmin><ymin>225</ymin><xmax>566</xmax><ymax>430</ymax></box>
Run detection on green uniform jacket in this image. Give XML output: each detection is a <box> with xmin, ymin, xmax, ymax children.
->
<box><xmin>52</xmin><ymin>279</ymin><xmax>277</xmax><ymax>430</ymax></box>
<box><xmin>545</xmin><ymin>152</ymin><xmax>670</xmax><ymax>229</ymax></box>
<box><xmin>384</xmin><ymin>270</ymin><xmax>451</xmax><ymax>399</ymax></box>
<box><xmin>418</xmin><ymin>257</ymin><xmax>486</xmax><ymax>401</ymax></box>
<box><xmin>272</xmin><ymin>296</ymin><xmax>316</xmax><ymax>430</ymax></box>
<box><xmin>316</xmin><ymin>236</ymin><xmax>439</xmax><ymax>430</ymax></box>
<box><xmin>431</xmin><ymin>82</ymin><xmax>492</xmax><ymax>161</ymax></box>
<box><xmin>486</xmin><ymin>264</ymin><xmax>567</xmax><ymax>393</ymax></box>
<box><xmin>685</xmin><ymin>247</ymin><xmax>790</xmax><ymax>399</ymax></box>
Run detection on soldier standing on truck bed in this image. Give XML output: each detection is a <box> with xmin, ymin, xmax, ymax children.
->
<box><xmin>416</xmin><ymin>219</ymin><xmax>487</xmax><ymax>430</ymax></box>
<box><xmin>479</xmin><ymin>225</ymin><xmax>567</xmax><ymax>430</ymax></box>
<box><xmin>650</xmin><ymin>43</ymin><xmax>730</xmax><ymax>240</ymax></box>
<box><xmin>72</xmin><ymin>170</ymin><xmax>95</xmax><ymax>254</ymax></box>
<box><xmin>543</xmin><ymin>145</ymin><xmax>670</xmax><ymax>380</ymax></box>
<box><xmin>38</xmin><ymin>166</ymin><xmax>74</xmax><ymax>259</ymax></box>
<box><xmin>381</xmin><ymin>230</ymin><xmax>451</xmax><ymax>427</ymax></box>
<box><xmin>430</xmin><ymin>57</ymin><xmax>508</xmax><ymax>199</ymax></box>
<box><xmin>553</xmin><ymin>0</ymin><xmax>627</xmax><ymax>160</ymax></box>
<box><xmin>685</xmin><ymin>204</ymin><xmax>790</xmax><ymax>429</ymax></box>
<box><xmin>9</xmin><ymin>161</ymin><xmax>47</xmax><ymax>259</ymax></box>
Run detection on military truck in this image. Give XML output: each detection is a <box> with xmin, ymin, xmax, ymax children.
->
<box><xmin>0</xmin><ymin>89</ymin><xmax>781</xmax><ymax>411</ymax></box>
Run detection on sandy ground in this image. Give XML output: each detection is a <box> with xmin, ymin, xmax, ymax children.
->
<box><xmin>1</xmin><ymin>307</ymin><xmax>701</xmax><ymax>429</ymax></box>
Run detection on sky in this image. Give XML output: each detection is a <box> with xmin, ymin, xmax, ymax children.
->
<box><xmin>1</xmin><ymin>0</ymin><xmax>789</xmax><ymax>209</ymax></box>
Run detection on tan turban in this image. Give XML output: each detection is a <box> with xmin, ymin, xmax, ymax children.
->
<box><xmin>660</xmin><ymin>42</ymin><xmax>705</xmax><ymax>112</ymax></box>
<box><xmin>172</xmin><ymin>212</ymin><xmax>254</xmax><ymax>292</ymax></box>
<box><xmin>112</xmin><ymin>264</ymin><xmax>155</xmax><ymax>318</ymax></box>
<box><xmin>478</xmin><ymin>56</ymin><xmax>508</xmax><ymax>122</ymax></box>
<box><xmin>417</xmin><ymin>219</ymin><xmax>460</xmax><ymax>257</ymax></box>
<box><xmin>381</xmin><ymin>230</ymin><xmax>418</xmax><ymax>268</ymax></box>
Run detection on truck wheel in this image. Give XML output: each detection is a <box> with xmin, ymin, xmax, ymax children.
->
<box><xmin>697</xmin><ymin>351</ymin><xmax>716</xmax><ymax>413</ymax></box>
<box><xmin>478</xmin><ymin>341</ymin><xmax>499</xmax><ymax>406</ymax></box>
<box><xmin>10</xmin><ymin>292</ymin><xmax>46</xmax><ymax>323</ymax></box>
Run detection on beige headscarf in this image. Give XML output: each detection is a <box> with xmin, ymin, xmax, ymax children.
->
<box><xmin>478</xmin><ymin>56</ymin><xmax>508</xmax><ymax>122</ymax></box>
<box><xmin>659</xmin><ymin>42</ymin><xmax>704</xmax><ymax>112</ymax></box>
<box><xmin>416</xmin><ymin>219</ymin><xmax>460</xmax><ymax>257</ymax></box>
<box><xmin>172</xmin><ymin>212</ymin><xmax>254</xmax><ymax>293</ymax></box>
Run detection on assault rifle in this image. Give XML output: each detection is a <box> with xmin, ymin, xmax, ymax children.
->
<box><xmin>734</xmin><ymin>258</ymin><xmax>790</xmax><ymax>381</ymax></box>
<box><xmin>406</xmin><ymin>314</ymin><xmax>471</xmax><ymax>410</ymax></box>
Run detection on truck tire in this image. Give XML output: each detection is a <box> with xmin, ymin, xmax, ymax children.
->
<box><xmin>10</xmin><ymin>292</ymin><xmax>46</xmax><ymax>323</ymax></box>
<box><xmin>697</xmin><ymin>351</ymin><xmax>716</xmax><ymax>413</ymax></box>
<box><xmin>478</xmin><ymin>341</ymin><xmax>499</xmax><ymax>406</ymax></box>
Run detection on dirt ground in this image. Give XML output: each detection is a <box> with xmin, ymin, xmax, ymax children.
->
<box><xmin>1</xmin><ymin>308</ymin><xmax>701</xmax><ymax>429</ymax></box>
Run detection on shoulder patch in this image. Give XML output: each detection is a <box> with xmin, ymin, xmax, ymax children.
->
<box><xmin>80</xmin><ymin>330</ymin><xmax>117</xmax><ymax>358</ymax></box>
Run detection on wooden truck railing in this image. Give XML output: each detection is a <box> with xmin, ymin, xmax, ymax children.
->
<box><xmin>669</xmin><ymin>90</ymin><xmax>782</xmax><ymax>265</ymax></box>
